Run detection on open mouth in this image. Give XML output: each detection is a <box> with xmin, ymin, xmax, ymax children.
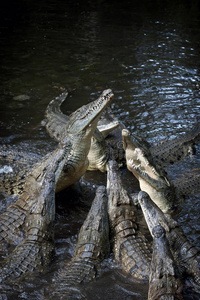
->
<box><xmin>69</xmin><ymin>89</ymin><xmax>114</xmax><ymax>134</ymax></box>
<box><xmin>128</xmin><ymin>148</ymin><xmax>160</xmax><ymax>180</ymax></box>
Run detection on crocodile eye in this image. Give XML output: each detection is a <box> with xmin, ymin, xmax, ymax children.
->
<box><xmin>180</xmin><ymin>246</ymin><xmax>187</xmax><ymax>256</ymax></box>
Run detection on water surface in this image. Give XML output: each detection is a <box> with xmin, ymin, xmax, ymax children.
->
<box><xmin>0</xmin><ymin>0</ymin><xmax>200</xmax><ymax>299</ymax></box>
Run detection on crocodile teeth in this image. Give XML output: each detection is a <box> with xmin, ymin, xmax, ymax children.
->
<box><xmin>128</xmin><ymin>159</ymin><xmax>140</xmax><ymax>169</ymax></box>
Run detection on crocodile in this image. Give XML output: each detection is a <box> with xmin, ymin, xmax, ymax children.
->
<box><xmin>1</xmin><ymin>108</ymin><xmax>199</xmax><ymax>195</ymax></box>
<box><xmin>122</xmin><ymin>129</ymin><xmax>177</xmax><ymax>213</ymax></box>
<box><xmin>106</xmin><ymin>159</ymin><xmax>151</xmax><ymax>280</ymax></box>
<box><xmin>150</xmin><ymin>116</ymin><xmax>200</xmax><ymax>167</ymax></box>
<box><xmin>0</xmin><ymin>138</ymin><xmax>72</xmax><ymax>282</ymax></box>
<box><xmin>138</xmin><ymin>191</ymin><xmax>200</xmax><ymax>288</ymax></box>
<box><xmin>45</xmin><ymin>102</ymin><xmax>200</xmax><ymax>169</ymax></box>
<box><xmin>0</xmin><ymin>89</ymin><xmax>113</xmax><ymax>195</ymax></box>
<box><xmin>44</xmin><ymin>92</ymin><xmax>122</xmax><ymax>172</ymax></box>
<box><xmin>148</xmin><ymin>224</ymin><xmax>183</xmax><ymax>300</ymax></box>
<box><xmin>122</xmin><ymin>129</ymin><xmax>200</xmax><ymax>213</ymax></box>
<box><xmin>45</xmin><ymin>185</ymin><xmax>110</xmax><ymax>299</ymax></box>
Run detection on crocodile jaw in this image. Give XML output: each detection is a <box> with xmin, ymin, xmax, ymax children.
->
<box><xmin>123</xmin><ymin>129</ymin><xmax>175</xmax><ymax>213</ymax></box>
<box><xmin>68</xmin><ymin>89</ymin><xmax>114</xmax><ymax>135</ymax></box>
<box><xmin>127</xmin><ymin>147</ymin><xmax>175</xmax><ymax>213</ymax></box>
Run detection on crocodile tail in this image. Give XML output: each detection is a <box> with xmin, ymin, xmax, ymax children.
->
<box><xmin>44</xmin><ymin>91</ymin><xmax>69</xmax><ymax>141</ymax></box>
<box><xmin>45</xmin><ymin>90</ymin><xmax>68</xmax><ymax>118</ymax></box>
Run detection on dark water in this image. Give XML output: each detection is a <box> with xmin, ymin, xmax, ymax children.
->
<box><xmin>0</xmin><ymin>0</ymin><xmax>200</xmax><ymax>299</ymax></box>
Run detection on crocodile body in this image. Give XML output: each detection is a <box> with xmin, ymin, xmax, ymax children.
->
<box><xmin>1</xmin><ymin>110</ymin><xmax>199</xmax><ymax>196</ymax></box>
<box><xmin>138</xmin><ymin>191</ymin><xmax>200</xmax><ymax>288</ymax></box>
<box><xmin>89</xmin><ymin>112</ymin><xmax>200</xmax><ymax>169</ymax></box>
<box><xmin>45</xmin><ymin>186</ymin><xmax>110</xmax><ymax>299</ymax></box>
<box><xmin>0</xmin><ymin>139</ymin><xmax>72</xmax><ymax>282</ymax></box>
<box><xmin>0</xmin><ymin>144</ymin><xmax>47</xmax><ymax>195</ymax></box>
<box><xmin>150</xmin><ymin>117</ymin><xmax>200</xmax><ymax>167</ymax></box>
<box><xmin>0</xmin><ymin>89</ymin><xmax>113</xmax><ymax>195</ymax></box>
<box><xmin>149</xmin><ymin>225</ymin><xmax>183</xmax><ymax>300</ymax></box>
<box><xmin>106</xmin><ymin>160</ymin><xmax>151</xmax><ymax>280</ymax></box>
<box><xmin>45</xmin><ymin>95</ymin><xmax>124</xmax><ymax>172</ymax></box>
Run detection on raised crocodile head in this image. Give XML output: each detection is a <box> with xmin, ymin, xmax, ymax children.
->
<box><xmin>45</xmin><ymin>89</ymin><xmax>114</xmax><ymax>142</ymax></box>
<box><xmin>45</xmin><ymin>89</ymin><xmax>114</xmax><ymax>191</ymax></box>
<box><xmin>122</xmin><ymin>129</ymin><xmax>176</xmax><ymax>213</ymax></box>
<box><xmin>138</xmin><ymin>191</ymin><xmax>178</xmax><ymax>237</ymax></box>
<box><xmin>67</xmin><ymin>89</ymin><xmax>114</xmax><ymax>135</ymax></box>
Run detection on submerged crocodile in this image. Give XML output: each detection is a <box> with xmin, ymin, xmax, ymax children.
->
<box><xmin>45</xmin><ymin>185</ymin><xmax>110</xmax><ymax>299</ymax></box>
<box><xmin>138</xmin><ymin>191</ymin><xmax>200</xmax><ymax>288</ymax></box>
<box><xmin>122</xmin><ymin>129</ymin><xmax>200</xmax><ymax>213</ymax></box>
<box><xmin>150</xmin><ymin>117</ymin><xmax>200</xmax><ymax>167</ymax></box>
<box><xmin>0</xmin><ymin>89</ymin><xmax>113</xmax><ymax>195</ymax></box>
<box><xmin>0</xmin><ymin>138</ymin><xmax>72</xmax><ymax>282</ymax></box>
<box><xmin>149</xmin><ymin>224</ymin><xmax>183</xmax><ymax>300</ymax></box>
<box><xmin>106</xmin><ymin>160</ymin><xmax>151</xmax><ymax>280</ymax></box>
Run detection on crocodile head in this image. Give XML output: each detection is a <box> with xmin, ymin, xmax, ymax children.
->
<box><xmin>45</xmin><ymin>89</ymin><xmax>114</xmax><ymax>191</ymax></box>
<box><xmin>45</xmin><ymin>89</ymin><xmax>114</xmax><ymax>143</ymax></box>
<box><xmin>107</xmin><ymin>159</ymin><xmax>132</xmax><ymax>208</ymax></box>
<box><xmin>66</xmin><ymin>89</ymin><xmax>114</xmax><ymax>138</ymax></box>
<box><xmin>138</xmin><ymin>191</ymin><xmax>178</xmax><ymax>237</ymax></box>
<box><xmin>106</xmin><ymin>159</ymin><xmax>136</xmax><ymax>230</ymax></box>
<box><xmin>122</xmin><ymin>129</ymin><xmax>176</xmax><ymax>213</ymax></box>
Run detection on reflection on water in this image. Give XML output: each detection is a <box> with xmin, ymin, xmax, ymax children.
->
<box><xmin>0</xmin><ymin>0</ymin><xmax>200</xmax><ymax>298</ymax></box>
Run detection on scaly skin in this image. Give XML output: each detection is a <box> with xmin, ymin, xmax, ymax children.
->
<box><xmin>0</xmin><ymin>140</ymin><xmax>72</xmax><ymax>264</ymax></box>
<box><xmin>172</xmin><ymin>168</ymin><xmax>200</xmax><ymax>197</ymax></box>
<box><xmin>0</xmin><ymin>173</ymin><xmax>55</xmax><ymax>283</ymax></box>
<box><xmin>44</xmin><ymin>88</ymin><xmax>113</xmax><ymax>192</ymax></box>
<box><xmin>148</xmin><ymin>225</ymin><xmax>183</xmax><ymax>300</ymax></box>
<box><xmin>138</xmin><ymin>191</ymin><xmax>200</xmax><ymax>288</ymax></box>
<box><xmin>45</xmin><ymin>93</ymin><xmax>121</xmax><ymax>172</ymax></box>
<box><xmin>87</xmin><ymin>129</ymin><xmax>109</xmax><ymax>171</ymax></box>
<box><xmin>122</xmin><ymin>129</ymin><xmax>176</xmax><ymax>213</ymax></box>
<box><xmin>0</xmin><ymin>89</ymin><xmax>113</xmax><ymax>195</ymax></box>
<box><xmin>106</xmin><ymin>160</ymin><xmax>151</xmax><ymax>280</ymax></box>
<box><xmin>150</xmin><ymin>117</ymin><xmax>200</xmax><ymax>167</ymax></box>
<box><xmin>123</xmin><ymin>129</ymin><xmax>200</xmax><ymax>213</ymax></box>
<box><xmin>1</xmin><ymin>111</ymin><xmax>198</xmax><ymax>195</ymax></box>
<box><xmin>45</xmin><ymin>186</ymin><xmax>110</xmax><ymax>299</ymax></box>
<box><xmin>90</xmin><ymin>116</ymin><xmax>200</xmax><ymax>169</ymax></box>
<box><xmin>121</xmin><ymin>117</ymin><xmax>200</xmax><ymax>168</ymax></box>
<box><xmin>0</xmin><ymin>144</ymin><xmax>47</xmax><ymax>195</ymax></box>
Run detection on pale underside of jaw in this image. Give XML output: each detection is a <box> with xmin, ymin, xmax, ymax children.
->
<box><xmin>127</xmin><ymin>147</ymin><xmax>160</xmax><ymax>180</ymax></box>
